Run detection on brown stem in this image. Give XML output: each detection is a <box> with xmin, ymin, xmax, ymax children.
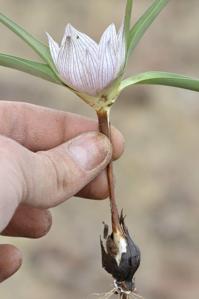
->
<box><xmin>97</xmin><ymin>109</ymin><xmax>121</xmax><ymax>233</ymax></box>
<box><xmin>120</xmin><ymin>294</ymin><xmax>128</xmax><ymax>299</ymax></box>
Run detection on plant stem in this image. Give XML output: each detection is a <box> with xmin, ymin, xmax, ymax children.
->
<box><xmin>97</xmin><ymin>109</ymin><xmax>121</xmax><ymax>234</ymax></box>
<box><xmin>120</xmin><ymin>294</ymin><xmax>128</xmax><ymax>299</ymax></box>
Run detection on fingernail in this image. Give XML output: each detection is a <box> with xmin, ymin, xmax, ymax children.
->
<box><xmin>68</xmin><ymin>132</ymin><xmax>111</xmax><ymax>171</ymax></box>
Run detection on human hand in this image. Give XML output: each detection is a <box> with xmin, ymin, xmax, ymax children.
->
<box><xmin>0</xmin><ymin>101</ymin><xmax>124</xmax><ymax>282</ymax></box>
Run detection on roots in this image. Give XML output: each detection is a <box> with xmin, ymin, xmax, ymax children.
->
<box><xmin>128</xmin><ymin>292</ymin><xmax>145</xmax><ymax>299</ymax></box>
<box><xmin>90</xmin><ymin>287</ymin><xmax>144</xmax><ymax>299</ymax></box>
<box><xmin>90</xmin><ymin>287</ymin><xmax>116</xmax><ymax>299</ymax></box>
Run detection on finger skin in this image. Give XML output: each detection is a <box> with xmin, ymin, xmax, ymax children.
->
<box><xmin>2</xmin><ymin>205</ymin><xmax>52</xmax><ymax>238</ymax></box>
<box><xmin>0</xmin><ymin>244</ymin><xmax>22</xmax><ymax>283</ymax></box>
<box><xmin>0</xmin><ymin>101</ymin><xmax>124</xmax><ymax>200</ymax></box>
<box><xmin>27</xmin><ymin>132</ymin><xmax>112</xmax><ymax>208</ymax></box>
<box><xmin>0</xmin><ymin>132</ymin><xmax>111</xmax><ymax>231</ymax></box>
<box><xmin>0</xmin><ymin>101</ymin><xmax>124</xmax><ymax>159</ymax></box>
<box><xmin>0</xmin><ymin>102</ymin><xmax>123</xmax><ymax>282</ymax></box>
<box><xmin>77</xmin><ymin>170</ymin><xmax>109</xmax><ymax>199</ymax></box>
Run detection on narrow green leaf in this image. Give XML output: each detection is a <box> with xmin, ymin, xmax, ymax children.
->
<box><xmin>120</xmin><ymin>71</ymin><xmax>199</xmax><ymax>92</ymax></box>
<box><xmin>127</xmin><ymin>0</ymin><xmax>169</xmax><ymax>57</ymax></box>
<box><xmin>124</xmin><ymin>0</ymin><xmax>133</xmax><ymax>39</ymax></box>
<box><xmin>0</xmin><ymin>12</ymin><xmax>56</xmax><ymax>72</ymax></box>
<box><xmin>0</xmin><ymin>53</ymin><xmax>63</xmax><ymax>85</ymax></box>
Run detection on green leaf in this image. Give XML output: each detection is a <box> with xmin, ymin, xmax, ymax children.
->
<box><xmin>124</xmin><ymin>0</ymin><xmax>133</xmax><ymax>40</ymax></box>
<box><xmin>0</xmin><ymin>12</ymin><xmax>56</xmax><ymax>72</ymax></box>
<box><xmin>127</xmin><ymin>0</ymin><xmax>169</xmax><ymax>57</ymax></box>
<box><xmin>120</xmin><ymin>71</ymin><xmax>199</xmax><ymax>92</ymax></box>
<box><xmin>0</xmin><ymin>53</ymin><xmax>63</xmax><ymax>85</ymax></box>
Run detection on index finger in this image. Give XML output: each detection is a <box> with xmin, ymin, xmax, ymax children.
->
<box><xmin>0</xmin><ymin>101</ymin><xmax>124</xmax><ymax>159</ymax></box>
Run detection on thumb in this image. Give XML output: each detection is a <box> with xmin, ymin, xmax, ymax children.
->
<box><xmin>25</xmin><ymin>132</ymin><xmax>112</xmax><ymax>208</ymax></box>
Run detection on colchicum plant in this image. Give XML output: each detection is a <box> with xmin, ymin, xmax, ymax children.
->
<box><xmin>0</xmin><ymin>1</ymin><xmax>199</xmax><ymax>298</ymax></box>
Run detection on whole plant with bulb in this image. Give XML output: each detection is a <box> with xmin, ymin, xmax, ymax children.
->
<box><xmin>0</xmin><ymin>1</ymin><xmax>199</xmax><ymax>298</ymax></box>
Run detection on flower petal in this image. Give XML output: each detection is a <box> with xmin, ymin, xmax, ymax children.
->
<box><xmin>116</xmin><ymin>22</ymin><xmax>126</xmax><ymax>74</ymax></box>
<box><xmin>46</xmin><ymin>33</ymin><xmax>60</xmax><ymax>65</ymax></box>
<box><xmin>82</xmin><ymin>49</ymin><xmax>99</xmax><ymax>94</ymax></box>
<box><xmin>62</xmin><ymin>24</ymin><xmax>98</xmax><ymax>56</ymax></box>
<box><xmin>108</xmin><ymin>24</ymin><xmax>118</xmax><ymax>54</ymax></box>
<box><xmin>57</xmin><ymin>29</ymin><xmax>99</xmax><ymax>95</ymax></box>
<box><xmin>60</xmin><ymin>23</ymin><xmax>73</xmax><ymax>46</ymax></box>
<box><xmin>99</xmin><ymin>24</ymin><xmax>118</xmax><ymax>56</ymax></box>
<box><xmin>47</xmin><ymin>22</ymin><xmax>125</xmax><ymax>96</ymax></box>
<box><xmin>98</xmin><ymin>24</ymin><xmax>118</xmax><ymax>90</ymax></box>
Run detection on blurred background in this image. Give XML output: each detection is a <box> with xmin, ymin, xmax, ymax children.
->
<box><xmin>0</xmin><ymin>0</ymin><xmax>199</xmax><ymax>298</ymax></box>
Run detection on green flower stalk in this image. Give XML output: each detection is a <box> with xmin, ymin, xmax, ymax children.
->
<box><xmin>1</xmin><ymin>0</ymin><xmax>199</xmax><ymax>298</ymax></box>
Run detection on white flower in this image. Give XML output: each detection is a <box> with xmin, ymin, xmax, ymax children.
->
<box><xmin>47</xmin><ymin>23</ymin><xmax>126</xmax><ymax>96</ymax></box>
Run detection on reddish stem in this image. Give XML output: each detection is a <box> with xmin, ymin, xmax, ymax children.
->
<box><xmin>97</xmin><ymin>109</ymin><xmax>121</xmax><ymax>233</ymax></box>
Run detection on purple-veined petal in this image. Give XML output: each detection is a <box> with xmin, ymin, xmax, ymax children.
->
<box><xmin>62</xmin><ymin>24</ymin><xmax>98</xmax><ymax>56</ymax></box>
<box><xmin>70</xmin><ymin>38</ymin><xmax>97</xmax><ymax>94</ymax></box>
<box><xmin>47</xmin><ymin>21</ymin><xmax>125</xmax><ymax>96</ymax></box>
<box><xmin>82</xmin><ymin>48</ymin><xmax>99</xmax><ymax>94</ymax></box>
<box><xmin>46</xmin><ymin>33</ymin><xmax>60</xmax><ymax>65</ymax></box>
<box><xmin>115</xmin><ymin>22</ymin><xmax>126</xmax><ymax>75</ymax></box>
<box><xmin>99</xmin><ymin>24</ymin><xmax>117</xmax><ymax>56</ymax></box>
<box><xmin>98</xmin><ymin>24</ymin><xmax>118</xmax><ymax>90</ymax></box>
<box><xmin>57</xmin><ymin>28</ymin><xmax>99</xmax><ymax>95</ymax></box>
<box><xmin>57</xmin><ymin>34</ymin><xmax>84</xmax><ymax>90</ymax></box>
<box><xmin>98</xmin><ymin>43</ymin><xmax>116</xmax><ymax>90</ymax></box>
<box><xmin>56</xmin><ymin>34</ymin><xmax>71</xmax><ymax>82</ymax></box>
<box><xmin>61</xmin><ymin>23</ymin><xmax>73</xmax><ymax>46</ymax></box>
<box><xmin>102</xmin><ymin>23</ymin><xmax>118</xmax><ymax>54</ymax></box>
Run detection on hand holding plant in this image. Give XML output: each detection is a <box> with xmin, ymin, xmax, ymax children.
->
<box><xmin>0</xmin><ymin>0</ymin><xmax>199</xmax><ymax>297</ymax></box>
<box><xmin>0</xmin><ymin>101</ymin><xmax>124</xmax><ymax>282</ymax></box>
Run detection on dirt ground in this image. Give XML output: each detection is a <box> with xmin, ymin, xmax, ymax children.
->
<box><xmin>0</xmin><ymin>1</ymin><xmax>199</xmax><ymax>299</ymax></box>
